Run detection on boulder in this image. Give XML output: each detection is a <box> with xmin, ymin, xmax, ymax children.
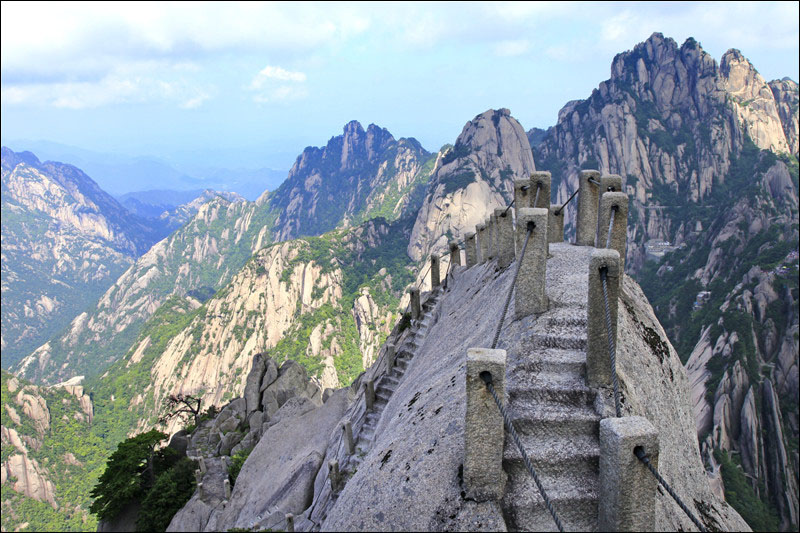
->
<box><xmin>243</xmin><ymin>353</ymin><xmax>268</xmax><ymax>416</ymax></box>
<box><xmin>267</xmin><ymin>396</ymin><xmax>317</xmax><ymax>429</ymax></box>
<box><xmin>168</xmin><ymin>429</ymin><xmax>189</xmax><ymax>456</ymax></box>
<box><xmin>217</xmin><ymin>430</ymin><xmax>244</xmax><ymax>457</ymax></box>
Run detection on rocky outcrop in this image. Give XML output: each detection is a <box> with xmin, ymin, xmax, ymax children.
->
<box><xmin>769</xmin><ymin>78</ymin><xmax>799</xmax><ymax>155</ymax></box>
<box><xmin>167</xmin><ymin>355</ymin><xmax>330</xmax><ymax>532</ymax></box>
<box><xmin>720</xmin><ymin>49</ymin><xmax>793</xmax><ymax>155</ymax></box>
<box><xmin>408</xmin><ymin>108</ymin><xmax>535</xmax><ymax>268</ymax></box>
<box><xmin>53</xmin><ymin>376</ymin><xmax>93</xmax><ymax>423</ymax></box>
<box><xmin>1</xmin><ymin>453</ymin><xmax>57</xmax><ymax>509</ymax></box>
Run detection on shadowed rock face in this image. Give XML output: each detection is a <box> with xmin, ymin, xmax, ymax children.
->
<box><xmin>169</xmin><ymin>243</ymin><xmax>749</xmax><ymax>532</ymax></box>
<box><xmin>408</xmin><ymin>108</ymin><xmax>536</xmax><ymax>266</ymax></box>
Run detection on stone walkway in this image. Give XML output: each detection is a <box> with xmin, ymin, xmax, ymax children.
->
<box><xmin>502</xmin><ymin>243</ymin><xmax>601</xmax><ymax>531</ymax></box>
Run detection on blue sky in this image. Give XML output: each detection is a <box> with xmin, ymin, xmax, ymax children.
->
<box><xmin>2</xmin><ymin>1</ymin><xmax>798</xmax><ymax>172</ymax></box>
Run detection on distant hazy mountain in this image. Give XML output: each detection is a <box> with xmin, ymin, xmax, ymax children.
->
<box><xmin>1</xmin><ymin>139</ymin><xmax>288</xmax><ymax>200</ymax></box>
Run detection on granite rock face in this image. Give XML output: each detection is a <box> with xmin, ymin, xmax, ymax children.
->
<box><xmin>408</xmin><ymin>109</ymin><xmax>536</xmax><ymax>277</ymax></box>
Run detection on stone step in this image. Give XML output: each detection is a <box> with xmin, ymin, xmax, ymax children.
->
<box><xmin>507</xmin><ymin>370</ymin><xmax>589</xmax><ymax>393</ymax></box>
<box><xmin>503</xmin><ymin>433</ymin><xmax>599</xmax><ymax>467</ymax></box>
<box><xmin>506</xmin><ymin>400</ymin><xmax>601</xmax><ymax>438</ymax></box>
<box><xmin>547</xmin><ymin>315</ymin><xmax>588</xmax><ymax>328</ymax></box>
<box><xmin>513</xmin><ymin>348</ymin><xmax>587</xmax><ymax>375</ymax></box>
<box><xmin>529</xmin><ymin>333</ymin><xmax>587</xmax><ymax>350</ymax></box>
<box><xmin>508</xmin><ymin>380</ymin><xmax>596</xmax><ymax>407</ymax></box>
<box><xmin>502</xmin><ymin>487</ymin><xmax>598</xmax><ymax>532</ymax></box>
<box><xmin>375</xmin><ymin>386</ymin><xmax>394</xmax><ymax>401</ymax></box>
<box><xmin>380</xmin><ymin>374</ymin><xmax>400</xmax><ymax>387</ymax></box>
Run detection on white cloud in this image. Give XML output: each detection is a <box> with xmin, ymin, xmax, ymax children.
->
<box><xmin>248</xmin><ymin>65</ymin><xmax>308</xmax><ymax>104</ymax></box>
<box><xmin>250</xmin><ymin>66</ymin><xmax>307</xmax><ymax>89</ymax></box>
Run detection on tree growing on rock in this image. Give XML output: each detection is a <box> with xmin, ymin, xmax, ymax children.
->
<box><xmin>158</xmin><ymin>393</ymin><xmax>203</xmax><ymax>428</ymax></box>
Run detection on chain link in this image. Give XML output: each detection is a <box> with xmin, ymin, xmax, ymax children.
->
<box><xmin>600</xmin><ymin>268</ymin><xmax>622</xmax><ymax>418</ymax></box>
<box><xmin>491</xmin><ymin>225</ymin><xmax>532</xmax><ymax>349</ymax></box>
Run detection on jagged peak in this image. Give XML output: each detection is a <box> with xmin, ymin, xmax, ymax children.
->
<box><xmin>1</xmin><ymin>146</ymin><xmax>42</xmax><ymax>172</ymax></box>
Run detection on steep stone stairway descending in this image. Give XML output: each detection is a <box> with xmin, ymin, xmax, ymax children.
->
<box><xmin>187</xmin><ymin>423</ymin><xmax>231</xmax><ymax>504</ymax></box>
<box><xmin>502</xmin><ymin>307</ymin><xmax>602</xmax><ymax>532</ymax></box>
<box><xmin>349</xmin><ymin>286</ymin><xmax>443</xmax><ymax>469</ymax></box>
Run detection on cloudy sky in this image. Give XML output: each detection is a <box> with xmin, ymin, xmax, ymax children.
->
<box><xmin>1</xmin><ymin>1</ymin><xmax>798</xmax><ymax>171</ymax></box>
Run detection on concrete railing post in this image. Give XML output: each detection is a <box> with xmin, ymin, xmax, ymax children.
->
<box><xmin>492</xmin><ymin>213</ymin><xmax>501</xmax><ymax>261</ymax></box>
<box><xmin>486</xmin><ymin>216</ymin><xmax>495</xmax><ymax>261</ymax></box>
<box><xmin>198</xmin><ymin>456</ymin><xmax>207</xmax><ymax>474</ymax></box>
<box><xmin>449</xmin><ymin>240</ymin><xmax>461</xmax><ymax>268</ymax></box>
<box><xmin>599</xmin><ymin>416</ymin><xmax>659</xmax><ymax>532</ymax></box>
<box><xmin>465</xmin><ymin>232</ymin><xmax>478</xmax><ymax>267</ymax></box>
<box><xmin>464</xmin><ymin>348</ymin><xmax>507</xmax><ymax>501</ymax></box>
<box><xmin>328</xmin><ymin>459</ymin><xmax>342</xmax><ymax>493</ymax></box>
<box><xmin>494</xmin><ymin>208</ymin><xmax>514</xmax><ymax>268</ymax></box>
<box><xmin>224</xmin><ymin>478</ymin><xmax>231</xmax><ymax>500</ymax></box>
<box><xmin>197</xmin><ymin>482</ymin><xmax>204</xmax><ymax>499</ymax></box>
<box><xmin>385</xmin><ymin>343</ymin><xmax>396</xmax><ymax>372</ymax></box>
<box><xmin>477</xmin><ymin>223</ymin><xmax>488</xmax><ymax>263</ymax></box>
<box><xmin>514</xmin><ymin>208</ymin><xmax>549</xmax><ymax>319</ymax></box>
<box><xmin>596</xmin><ymin>174</ymin><xmax>623</xmax><ymax>246</ymax></box>
<box><xmin>576</xmin><ymin>169</ymin><xmax>601</xmax><ymax>246</ymax></box>
<box><xmin>364</xmin><ymin>379</ymin><xmax>375</xmax><ymax>411</ymax></box>
<box><xmin>286</xmin><ymin>513</ymin><xmax>295</xmax><ymax>533</ymax></box>
<box><xmin>530</xmin><ymin>171</ymin><xmax>551</xmax><ymax>209</ymax></box>
<box><xmin>431</xmin><ymin>254</ymin><xmax>441</xmax><ymax>288</ymax></box>
<box><xmin>194</xmin><ymin>469</ymin><xmax>202</xmax><ymax>485</ymax></box>
<box><xmin>598</xmin><ymin>192</ymin><xmax>629</xmax><ymax>273</ymax></box>
<box><xmin>587</xmin><ymin>249</ymin><xmax>621</xmax><ymax>387</ymax></box>
<box><xmin>409</xmin><ymin>287</ymin><xmax>421</xmax><ymax>320</ymax></box>
<box><xmin>343</xmin><ymin>420</ymin><xmax>355</xmax><ymax>455</ymax></box>
<box><xmin>548</xmin><ymin>205</ymin><xmax>564</xmax><ymax>243</ymax></box>
<box><xmin>514</xmin><ymin>178</ymin><xmax>532</xmax><ymax>212</ymax></box>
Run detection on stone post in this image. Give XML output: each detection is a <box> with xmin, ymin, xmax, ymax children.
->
<box><xmin>587</xmin><ymin>249</ymin><xmax>621</xmax><ymax>387</ymax></box>
<box><xmin>224</xmin><ymin>478</ymin><xmax>231</xmax><ymax>500</ymax></box>
<box><xmin>477</xmin><ymin>223</ymin><xmax>488</xmax><ymax>263</ymax></box>
<box><xmin>465</xmin><ymin>232</ymin><xmax>478</xmax><ymax>267</ymax></box>
<box><xmin>599</xmin><ymin>417</ymin><xmax>659</xmax><ymax>532</ymax></box>
<box><xmin>530</xmin><ymin>171</ymin><xmax>551</xmax><ymax>209</ymax></box>
<box><xmin>576</xmin><ymin>169</ymin><xmax>601</xmax><ymax>246</ymax></box>
<box><xmin>514</xmin><ymin>208</ymin><xmax>549</xmax><ymax>319</ymax></box>
<box><xmin>486</xmin><ymin>216</ymin><xmax>496</xmax><ymax>261</ymax></box>
<box><xmin>343</xmin><ymin>420</ymin><xmax>355</xmax><ymax>455</ymax></box>
<box><xmin>548</xmin><ymin>205</ymin><xmax>564</xmax><ymax>244</ymax></box>
<box><xmin>385</xmin><ymin>343</ymin><xmax>396</xmax><ymax>372</ymax></box>
<box><xmin>464</xmin><ymin>348</ymin><xmax>506</xmax><ymax>501</ymax></box>
<box><xmin>596</xmin><ymin>174</ymin><xmax>623</xmax><ymax>246</ymax></box>
<box><xmin>364</xmin><ymin>379</ymin><xmax>375</xmax><ymax>412</ymax></box>
<box><xmin>449</xmin><ymin>240</ymin><xmax>461</xmax><ymax>268</ymax></box>
<box><xmin>494</xmin><ymin>208</ymin><xmax>514</xmax><ymax>268</ymax></box>
<box><xmin>286</xmin><ymin>513</ymin><xmax>295</xmax><ymax>533</ymax></box>
<box><xmin>409</xmin><ymin>287</ymin><xmax>421</xmax><ymax>320</ymax></box>
<box><xmin>198</xmin><ymin>456</ymin><xmax>207</xmax><ymax>474</ymax></box>
<box><xmin>597</xmin><ymin>192</ymin><xmax>629</xmax><ymax>273</ymax></box>
<box><xmin>431</xmin><ymin>254</ymin><xmax>441</xmax><ymax>288</ymax></box>
<box><xmin>328</xmin><ymin>459</ymin><xmax>342</xmax><ymax>493</ymax></box>
<box><xmin>194</xmin><ymin>469</ymin><xmax>202</xmax><ymax>485</ymax></box>
<box><xmin>514</xmin><ymin>178</ymin><xmax>532</xmax><ymax>212</ymax></box>
<box><xmin>197</xmin><ymin>482</ymin><xmax>204</xmax><ymax>499</ymax></box>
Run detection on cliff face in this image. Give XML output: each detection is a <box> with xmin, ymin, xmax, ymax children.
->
<box><xmin>14</xmin><ymin>195</ymin><xmax>273</xmax><ymax>385</ymax></box>
<box><xmin>168</xmin><ymin>244</ymin><xmax>748</xmax><ymax>532</ymax></box>
<box><xmin>533</xmin><ymin>33</ymin><xmax>798</xmax><ymax>530</ymax></box>
<box><xmin>408</xmin><ymin>108</ymin><xmax>535</xmax><ymax>263</ymax></box>
<box><xmin>1</xmin><ymin>148</ymin><xmax>165</xmax><ymax>367</ymax></box>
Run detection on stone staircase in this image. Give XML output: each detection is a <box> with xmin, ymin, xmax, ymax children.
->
<box><xmin>502</xmin><ymin>309</ymin><xmax>601</xmax><ymax>532</ymax></box>
<box><xmin>349</xmin><ymin>286</ymin><xmax>443</xmax><ymax>469</ymax></box>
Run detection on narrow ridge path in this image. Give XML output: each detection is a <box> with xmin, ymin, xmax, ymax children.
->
<box><xmin>349</xmin><ymin>286</ymin><xmax>443</xmax><ymax>469</ymax></box>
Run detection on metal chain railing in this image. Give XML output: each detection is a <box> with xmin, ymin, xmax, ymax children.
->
<box><xmin>533</xmin><ymin>182</ymin><xmax>542</xmax><ymax>209</ymax></box>
<box><xmin>491</xmin><ymin>222</ymin><xmax>533</xmax><ymax>349</ymax></box>
<box><xmin>481</xmin><ymin>371</ymin><xmax>565</xmax><ymax>532</ymax></box>
<box><xmin>634</xmin><ymin>447</ymin><xmax>707</xmax><ymax>532</ymax></box>
<box><xmin>554</xmin><ymin>187</ymin><xmax>579</xmax><ymax>216</ymax></box>
<box><xmin>605</xmin><ymin>206</ymin><xmax>617</xmax><ymax>249</ymax></box>
<box><xmin>600</xmin><ymin>267</ymin><xmax>622</xmax><ymax>418</ymax></box>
